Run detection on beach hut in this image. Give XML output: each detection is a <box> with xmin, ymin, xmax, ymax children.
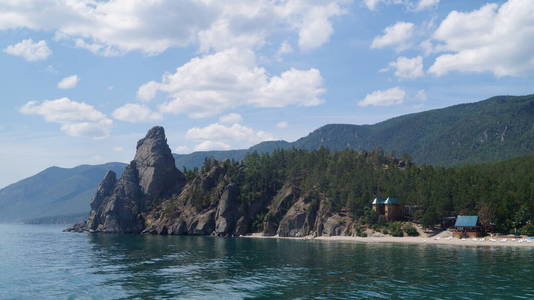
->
<box><xmin>372</xmin><ymin>197</ymin><xmax>403</xmax><ymax>221</ymax></box>
<box><xmin>453</xmin><ymin>216</ymin><xmax>482</xmax><ymax>238</ymax></box>
<box><xmin>372</xmin><ymin>198</ymin><xmax>386</xmax><ymax>214</ymax></box>
<box><xmin>384</xmin><ymin>197</ymin><xmax>403</xmax><ymax>221</ymax></box>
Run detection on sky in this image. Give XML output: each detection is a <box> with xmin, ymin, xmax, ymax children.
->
<box><xmin>1</xmin><ymin>0</ymin><xmax>534</xmax><ymax>188</ymax></box>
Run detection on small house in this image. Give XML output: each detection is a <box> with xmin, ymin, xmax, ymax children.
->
<box><xmin>372</xmin><ymin>197</ymin><xmax>403</xmax><ymax>221</ymax></box>
<box><xmin>453</xmin><ymin>216</ymin><xmax>483</xmax><ymax>238</ymax></box>
<box><xmin>372</xmin><ymin>198</ymin><xmax>386</xmax><ymax>214</ymax></box>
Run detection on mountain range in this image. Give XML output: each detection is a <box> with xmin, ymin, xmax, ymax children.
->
<box><xmin>175</xmin><ymin>94</ymin><xmax>534</xmax><ymax>169</ymax></box>
<box><xmin>2</xmin><ymin>94</ymin><xmax>534</xmax><ymax>223</ymax></box>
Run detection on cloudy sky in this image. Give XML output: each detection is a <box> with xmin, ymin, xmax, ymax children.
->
<box><xmin>1</xmin><ymin>0</ymin><xmax>534</xmax><ymax>187</ymax></box>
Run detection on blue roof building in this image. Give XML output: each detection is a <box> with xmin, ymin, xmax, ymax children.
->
<box><xmin>454</xmin><ymin>216</ymin><xmax>479</xmax><ymax>227</ymax></box>
<box><xmin>384</xmin><ymin>197</ymin><xmax>399</xmax><ymax>205</ymax></box>
<box><xmin>453</xmin><ymin>215</ymin><xmax>483</xmax><ymax>238</ymax></box>
<box><xmin>372</xmin><ymin>198</ymin><xmax>385</xmax><ymax>205</ymax></box>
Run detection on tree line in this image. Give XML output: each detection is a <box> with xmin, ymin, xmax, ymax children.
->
<box><xmin>184</xmin><ymin>148</ymin><xmax>534</xmax><ymax>235</ymax></box>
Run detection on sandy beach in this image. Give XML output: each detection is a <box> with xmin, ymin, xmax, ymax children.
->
<box><xmin>243</xmin><ymin>233</ymin><xmax>534</xmax><ymax>248</ymax></box>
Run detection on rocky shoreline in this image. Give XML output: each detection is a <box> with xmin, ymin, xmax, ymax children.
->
<box><xmin>67</xmin><ymin>126</ymin><xmax>360</xmax><ymax>238</ymax></box>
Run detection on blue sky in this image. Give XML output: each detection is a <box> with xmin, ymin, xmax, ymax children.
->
<box><xmin>1</xmin><ymin>0</ymin><xmax>533</xmax><ymax>187</ymax></box>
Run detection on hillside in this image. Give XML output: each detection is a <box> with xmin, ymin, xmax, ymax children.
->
<box><xmin>71</xmin><ymin>126</ymin><xmax>534</xmax><ymax>236</ymax></box>
<box><xmin>0</xmin><ymin>162</ymin><xmax>126</xmax><ymax>222</ymax></box>
<box><xmin>174</xmin><ymin>94</ymin><xmax>534</xmax><ymax>169</ymax></box>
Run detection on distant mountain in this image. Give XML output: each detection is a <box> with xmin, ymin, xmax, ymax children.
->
<box><xmin>174</xmin><ymin>94</ymin><xmax>534</xmax><ymax>168</ymax></box>
<box><xmin>0</xmin><ymin>162</ymin><xmax>126</xmax><ymax>223</ymax></box>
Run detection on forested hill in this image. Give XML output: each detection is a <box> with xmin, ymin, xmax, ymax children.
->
<box><xmin>71</xmin><ymin>126</ymin><xmax>533</xmax><ymax>236</ymax></box>
<box><xmin>174</xmin><ymin>94</ymin><xmax>534</xmax><ymax>168</ymax></box>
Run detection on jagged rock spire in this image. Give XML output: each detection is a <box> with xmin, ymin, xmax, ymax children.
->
<box><xmin>69</xmin><ymin>126</ymin><xmax>186</xmax><ymax>233</ymax></box>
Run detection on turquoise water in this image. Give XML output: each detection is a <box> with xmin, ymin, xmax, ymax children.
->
<box><xmin>0</xmin><ymin>224</ymin><xmax>533</xmax><ymax>299</ymax></box>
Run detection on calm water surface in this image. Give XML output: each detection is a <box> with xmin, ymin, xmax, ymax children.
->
<box><xmin>0</xmin><ymin>224</ymin><xmax>533</xmax><ymax>299</ymax></box>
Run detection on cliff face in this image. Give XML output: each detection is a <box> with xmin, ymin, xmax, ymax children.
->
<box><xmin>69</xmin><ymin>126</ymin><xmax>359</xmax><ymax>237</ymax></box>
<box><xmin>68</xmin><ymin>126</ymin><xmax>186</xmax><ymax>233</ymax></box>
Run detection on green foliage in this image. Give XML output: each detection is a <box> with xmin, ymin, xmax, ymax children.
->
<box><xmin>519</xmin><ymin>224</ymin><xmax>534</xmax><ymax>236</ymax></box>
<box><xmin>194</xmin><ymin>147</ymin><xmax>534</xmax><ymax>235</ymax></box>
<box><xmin>403</xmin><ymin>224</ymin><xmax>419</xmax><ymax>236</ymax></box>
<box><xmin>388</xmin><ymin>222</ymin><xmax>404</xmax><ymax>237</ymax></box>
<box><xmin>421</xmin><ymin>210</ymin><xmax>439</xmax><ymax>229</ymax></box>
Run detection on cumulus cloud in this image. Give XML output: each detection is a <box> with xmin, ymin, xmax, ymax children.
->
<box><xmin>358</xmin><ymin>87</ymin><xmax>406</xmax><ymax>107</ymax></box>
<box><xmin>428</xmin><ymin>0</ymin><xmax>534</xmax><ymax>77</ymax></box>
<box><xmin>0</xmin><ymin>0</ymin><xmax>348</xmax><ymax>55</ymax></box>
<box><xmin>292</xmin><ymin>1</ymin><xmax>344</xmax><ymax>50</ymax></box>
<box><xmin>383</xmin><ymin>56</ymin><xmax>424</xmax><ymax>79</ymax></box>
<box><xmin>57</xmin><ymin>75</ymin><xmax>79</xmax><ymax>89</ymax></box>
<box><xmin>186</xmin><ymin>122</ymin><xmax>274</xmax><ymax>151</ymax></box>
<box><xmin>194</xmin><ymin>141</ymin><xmax>231</xmax><ymax>151</ymax></box>
<box><xmin>371</xmin><ymin>22</ymin><xmax>414</xmax><ymax>51</ymax></box>
<box><xmin>20</xmin><ymin>97</ymin><xmax>112</xmax><ymax>138</ymax></box>
<box><xmin>112</xmin><ymin>104</ymin><xmax>162</xmax><ymax>123</ymax></box>
<box><xmin>219</xmin><ymin>113</ymin><xmax>243</xmax><ymax>124</ymax></box>
<box><xmin>140</xmin><ymin>48</ymin><xmax>324</xmax><ymax>118</ymax></box>
<box><xmin>3</xmin><ymin>39</ymin><xmax>51</xmax><ymax>61</ymax></box>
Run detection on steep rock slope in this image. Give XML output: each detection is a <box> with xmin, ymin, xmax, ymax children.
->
<box><xmin>69</xmin><ymin>126</ymin><xmax>186</xmax><ymax>233</ymax></box>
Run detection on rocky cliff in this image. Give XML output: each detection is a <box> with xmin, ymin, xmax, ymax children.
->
<box><xmin>67</xmin><ymin>126</ymin><xmax>186</xmax><ymax>233</ymax></box>
<box><xmin>68</xmin><ymin>126</ymin><xmax>360</xmax><ymax>237</ymax></box>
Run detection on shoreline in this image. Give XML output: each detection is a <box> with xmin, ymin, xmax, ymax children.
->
<box><xmin>242</xmin><ymin>234</ymin><xmax>534</xmax><ymax>248</ymax></box>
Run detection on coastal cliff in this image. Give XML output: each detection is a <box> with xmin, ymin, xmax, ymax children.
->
<box><xmin>68</xmin><ymin>126</ymin><xmax>534</xmax><ymax>237</ymax></box>
<box><xmin>68</xmin><ymin>126</ymin><xmax>360</xmax><ymax>237</ymax></box>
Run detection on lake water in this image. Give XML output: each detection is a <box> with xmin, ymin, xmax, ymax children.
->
<box><xmin>1</xmin><ymin>224</ymin><xmax>533</xmax><ymax>299</ymax></box>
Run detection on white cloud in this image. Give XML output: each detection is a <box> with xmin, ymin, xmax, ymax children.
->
<box><xmin>429</xmin><ymin>0</ymin><xmax>534</xmax><ymax>77</ymax></box>
<box><xmin>219</xmin><ymin>113</ymin><xmax>243</xmax><ymax>124</ymax></box>
<box><xmin>113</xmin><ymin>146</ymin><xmax>124</xmax><ymax>152</ymax></box>
<box><xmin>384</xmin><ymin>56</ymin><xmax>424</xmax><ymax>79</ymax></box>
<box><xmin>194</xmin><ymin>141</ymin><xmax>231</xmax><ymax>151</ymax></box>
<box><xmin>415</xmin><ymin>0</ymin><xmax>439</xmax><ymax>11</ymax></box>
<box><xmin>20</xmin><ymin>97</ymin><xmax>112</xmax><ymax>138</ymax></box>
<box><xmin>371</xmin><ymin>22</ymin><xmax>414</xmax><ymax>51</ymax></box>
<box><xmin>0</xmin><ymin>0</ymin><xmax>348</xmax><ymax>55</ymax></box>
<box><xmin>57</xmin><ymin>75</ymin><xmax>79</xmax><ymax>89</ymax></box>
<box><xmin>186</xmin><ymin>122</ymin><xmax>275</xmax><ymax>151</ymax></box>
<box><xmin>276</xmin><ymin>121</ymin><xmax>289</xmax><ymax>128</ymax></box>
<box><xmin>292</xmin><ymin>2</ymin><xmax>344</xmax><ymax>50</ymax></box>
<box><xmin>112</xmin><ymin>104</ymin><xmax>162</xmax><ymax>123</ymax></box>
<box><xmin>3</xmin><ymin>39</ymin><xmax>51</xmax><ymax>61</ymax></box>
<box><xmin>140</xmin><ymin>48</ymin><xmax>324</xmax><ymax>118</ymax></box>
<box><xmin>358</xmin><ymin>87</ymin><xmax>406</xmax><ymax>107</ymax></box>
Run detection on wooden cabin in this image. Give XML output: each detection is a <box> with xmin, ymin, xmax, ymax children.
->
<box><xmin>453</xmin><ymin>216</ymin><xmax>483</xmax><ymax>238</ymax></box>
<box><xmin>372</xmin><ymin>197</ymin><xmax>403</xmax><ymax>221</ymax></box>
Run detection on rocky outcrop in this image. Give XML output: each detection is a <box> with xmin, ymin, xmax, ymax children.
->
<box><xmin>67</xmin><ymin>126</ymin><xmax>185</xmax><ymax>233</ymax></box>
<box><xmin>68</xmin><ymin>126</ymin><xmax>360</xmax><ymax>238</ymax></box>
